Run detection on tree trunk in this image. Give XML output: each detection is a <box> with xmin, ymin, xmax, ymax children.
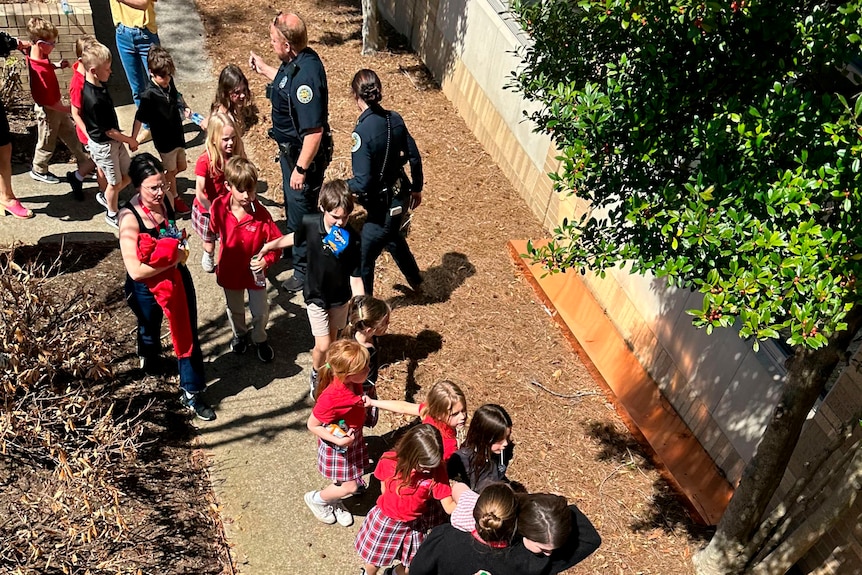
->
<box><xmin>361</xmin><ymin>0</ymin><xmax>381</xmax><ymax>55</ymax></box>
<box><xmin>692</xmin><ymin>306</ymin><xmax>862</xmax><ymax>575</ymax></box>
<box><xmin>751</xmin><ymin>441</ymin><xmax>862</xmax><ymax>575</ymax></box>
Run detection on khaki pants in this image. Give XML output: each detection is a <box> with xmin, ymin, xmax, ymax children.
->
<box><xmin>224</xmin><ymin>287</ymin><xmax>270</xmax><ymax>344</ymax></box>
<box><xmin>32</xmin><ymin>104</ymin><xmax>89</xmax><ymax>174</ymax></box>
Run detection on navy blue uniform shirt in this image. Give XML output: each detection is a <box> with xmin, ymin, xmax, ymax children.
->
<box><xmin>135</xmin><ymin>77</ymin><xmax>185</xmax><ymax>154</ymax></box>
<box><xmin>347</xmin><ymin>105</ymin><xmax>423</xmax><ymax>203</ymax></box>
<box><xmin>270</xmin><ymin>48</ymin><xmax>329</xmax><ymax>147</ymax></box>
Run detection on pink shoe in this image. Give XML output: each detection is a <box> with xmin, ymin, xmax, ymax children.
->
<box><xmin>1</xmin><ymin>199</ymin><xmax>34</xmax><ymax>219</ymax></box>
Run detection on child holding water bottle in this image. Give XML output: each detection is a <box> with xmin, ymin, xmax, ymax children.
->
<box><xmin>208</xmin><ymin>157</ymin><xmax>281</xmax><ymax>362</ymax></box>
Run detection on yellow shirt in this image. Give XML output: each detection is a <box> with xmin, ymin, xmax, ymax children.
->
<box><xmin>110</xmin><ymin>0</ymin><xmax>158</xmax><ymax>34</ymax></box>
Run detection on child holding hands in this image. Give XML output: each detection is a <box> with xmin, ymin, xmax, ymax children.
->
<box><xmin>257</xmin><ymin>179</ymin><xmax>364</xmax><ymax>397</ymax></box>
<box><xmin>354</xmin><ymin>424</ymin><xmax>456</xmax><ymax>575</ymax></box>
<box><xmin>305</xmin><ymin>339</ymin><xmax>371</xmax><ymax>528</ymax></box>
<box><xmin>208</xmin><ymin>157</ymin><xmax>281</xmax><ymax>362</ymax></box>
<box><xmin>81</xmin><ymin>41</ymin><xmax>138</xmax><ymax>228</ymax></box>
<box><xmin>26</xmin><ymin>18</ymin><xmax>90</xmax><ymax>191</ymax></box>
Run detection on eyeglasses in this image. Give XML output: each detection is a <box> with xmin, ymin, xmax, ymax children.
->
<box><xmin>37</xmin><ymin>39</ymin><xmax>55</xmax><ymax>47</ymax></box>
<box><xmin>145</xmin><ymin>183</ymin><xmax>166</xmax><ymax>192</ymax></box>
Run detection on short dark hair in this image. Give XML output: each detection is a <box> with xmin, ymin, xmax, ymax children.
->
<box><xmin>147</xmin><ymin>46</ymin><xmax>175</xmax><ymax>77</ymax></box>
<box><xmin>129</xmin><ymin>153</ymin><xmax>164</xmax><ymax>189</ymax></box>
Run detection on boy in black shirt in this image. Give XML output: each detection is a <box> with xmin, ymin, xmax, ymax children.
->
<box><xmin>256</xmin><ymin>179</ymin><xmax>364</xmax><ymax>394</ymax></box>
<box><xmin>81</xmin><ymin>42</ymin><xmax>138</xmax><ymax>228</ymax></box>
<box><xmin>132</xmin><ymin>46</ymin><xmax>191</xmax><ymax>216</ymax></box>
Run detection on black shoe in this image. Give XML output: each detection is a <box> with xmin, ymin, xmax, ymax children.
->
<box><xmin>67</xmin><ymin>171</ymin><xmax>84</xmax><ymax>201</ymax></box>
<box><xmin>256</xmin><ymin>341</ymin><xmax>274</xmax><ymax>363</ymax></box>
<box><xmin>281</xmin><ymin>276</ymin><xmax>303</xmax><ymax>293</ymax></box>
<box><xmin>230</xmin><ymin>334</ymin><xmax>249</xmax><ymax>354</ymax></box>
<box><xmin>180</xmin><ymin>392</ymin><xmax>216</xmax><ymax>421</ymax></box>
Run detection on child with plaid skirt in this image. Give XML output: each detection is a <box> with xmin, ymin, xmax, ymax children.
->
<box><xmin>354</xmin><ymin>424</ymin><xmax>457</xmax><ymax>575</ymax></box>
<box><xmin>305</xmin><ymin>339</ymin><xmax>371</xmax><ymax>528</ymax></box>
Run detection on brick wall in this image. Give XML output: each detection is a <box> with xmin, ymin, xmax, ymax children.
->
<box><xmin>1</xmin><ymin>1</ymin><xmax>95</xmax><ymax>95</ymax></box>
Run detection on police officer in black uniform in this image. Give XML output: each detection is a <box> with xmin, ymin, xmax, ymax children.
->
<box><xmin>347</xmin><ymin>69</ymin><xmax>424</xmax><ymax>295</ymax></box>
<box><xmin>249</xmin><ymin>12</ymin><xmax>332</xmax><ymax>293</ymax></box>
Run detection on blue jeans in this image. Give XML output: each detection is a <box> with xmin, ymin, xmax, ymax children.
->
<box><xmin>279</xmin><ymin>152</ymin><xmax>326</xmax><ymax>282</ymax></box>
<box><xmin>360</xmin><ymin>204</ymin><xmax>421</xmax><ymax>295</ymax></box>
<box><xmin>124</xmin><ymin>265</ymin><xmax>205</xmax><ymax>393</ymax></box>
<box><xmin>114</xmin><ymin>24</ymin><xmax>159</xmax><ymax>112</ymax></box>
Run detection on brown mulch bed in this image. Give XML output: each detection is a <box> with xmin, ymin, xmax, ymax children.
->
<box><xmin>194</xmin><ymin>0</ymin><xmax>711</xmax><ymax>573</ymax></box>
<box><xmin>1</xmin><ymin>246</ymin><xmax>228</xmax><ymax>575</ymax></box>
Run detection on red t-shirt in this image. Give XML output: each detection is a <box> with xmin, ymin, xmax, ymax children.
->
<box><xmin>27</xmin><ymin>56</ymin><xmax>61</xmax><ymax>107</ymax></box>
<box><xmin>374</xmin><ymin>452</ymin><xmax>452</xmax><ymax>521</ymax></box>
<box><xmin>194</xmin><ymin>152</ymin><xmax>228</xmax><ymax>208</ymax></box>
<box><xmin>312</xmin><ymin>378</ymin><xmax>366</xmax><ymax>431</ymax></box>
<box><xmin>208</xmin><ymin>194</ymin><xmax>282</xmax><ymax>290</ymax></box>
<box><xmin>419</xmin><ymin>402</ymin><xmax>459</xmax><ymax>461</ymax></box>
<box><xmin>69</xmin><ymin>64</ymin><xmax>88</xmax><ymax>144</ymax></box>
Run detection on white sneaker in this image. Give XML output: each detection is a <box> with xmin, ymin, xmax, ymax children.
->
<box><xmin>201</xmin><ymin>251</ymin><xmax>215</xmax><ymax>273</ymax></box>
<box><xmin>304</xmin><ymin>491</ymin><xmax>335</xmax><ymax>524</ymax></box>
<box><xmin>95</xmin><ymin>192</ymin><xmax>109</xmax><ymax>209</ymax></box>
<box><xmin>332</xmin><ymin>501</ymin><xmax>354</xmax><ymax>527</ymax></box>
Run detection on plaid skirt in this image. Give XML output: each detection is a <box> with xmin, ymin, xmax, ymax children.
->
<box><xmin>354</xmin><ymin>505</ymin><xmax>424</xmax><ymax>567</ymax></box>
<box><xmin>191</xmin><ymin>202</ymin><xmax>217</xmax><ymax>242</ymax></box>
<box><xmin>414</xmin><ymin>498</ymin><xmax>448</xmax><ymax>533</ymax></box>
<box><xmin>317</xmin><ymin>430</ymin><xmax>367</xmax><ymax>483</ymax></box>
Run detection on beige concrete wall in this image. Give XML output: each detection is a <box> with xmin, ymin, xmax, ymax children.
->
<box><xmin>380</xmin><ymin>0</ymin><xmax>861</xmax><ymax>571</ymax></box>
<box><xmin>1</xmin><ymin>1</ymin><xmax>94</xmax><ymax>95</ymax></box>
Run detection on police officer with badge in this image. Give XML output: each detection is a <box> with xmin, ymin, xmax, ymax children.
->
<box><xmin>249</xmin><ymin>12</ymin><xmax>332</xmax><ymax>293</ymax></box>
<box><xmin>347</xmin><ymin>69</ymin><xmax>424</xmax><ymax>295</ymax></box>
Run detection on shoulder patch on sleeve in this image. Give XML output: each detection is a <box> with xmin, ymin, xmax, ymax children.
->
<box><xmin>296</xmin><ymin>84</ymin><xmax>313</xmax><ymax>104</ymax></box>
<box><xmin>351</xmin><ymin>132</ymin><xmax>362</xmax><ymax>153</ymax></box>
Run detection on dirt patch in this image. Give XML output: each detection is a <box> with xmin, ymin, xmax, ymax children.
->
<box><xmin>193</xmin><ymin>0</ymin><xmax>711</xmax><ymax>572</ymax></box>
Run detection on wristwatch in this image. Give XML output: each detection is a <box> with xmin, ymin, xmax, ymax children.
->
<box><xmin>295</xmin><ymin>164</ymin><xmax>307</xmax><ymax>175</ymax></box>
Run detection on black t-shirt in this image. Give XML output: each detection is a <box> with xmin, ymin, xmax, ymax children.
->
<box><xmin>410</xmin><ymin>506</ymin><xmax>602</xmax><ymax>575</ymax></box>
<box><xmin>295</xmin><ymin>213</ymin><xmax>360</xmax><ymax>308</ymax></box>
<box><xmin>347</xmin><ymin>106</ymin><xmax>423</xmax><ymax>217</ymax></box>
<box><xmin>82</xmin><ymin>80</ymin><xmax>119</xmax><ymax>144</ymax></box>
<box><xmin>135</xmin><ymin>77</ymin><xmax>185</xmax><ymax>153</ymax></box>
<box><xmin>270</xmin><ymin>48</ymin><xmax>329</xmax><ymax>146</ymax></box>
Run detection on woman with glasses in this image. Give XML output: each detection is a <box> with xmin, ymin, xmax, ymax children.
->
<box><xmin>118</xmin><ymin>153</ymin><xmax>215</xmax><ymax>421</ymax></box>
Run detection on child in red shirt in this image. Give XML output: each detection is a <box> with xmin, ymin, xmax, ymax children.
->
<box><xmin>305</xmin><ymin>340</ymin><xmax>371</xmax><ymax>529</ymax></box>
<box><xmin>354</xmin><ymin>424</ymin><xmax>456</xmax><ymax>575</ymax></box>
<box><xmin>193</xmin><ymin>112</ymin><xmax>244</xmax><ymax>273</ymax></box>
<box><xmin>26</xmin><ymin>18</ymin><xmax>90</xmax><ymax>192</ymax></box>
<box><xmin>207</xmin><ymin>157</ymin><xmax>281</xmax><ymax>362</ymax></box>
<box><xmin>367</xmin><ymin>379</ymin><xmax>468</xmax><ymax>461</ymax></box>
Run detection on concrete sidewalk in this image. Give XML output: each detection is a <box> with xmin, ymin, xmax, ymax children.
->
<box><xmin>0</xmin><ymin>1</ymin><xmax>369</xmax><ymax>573</ymax></box>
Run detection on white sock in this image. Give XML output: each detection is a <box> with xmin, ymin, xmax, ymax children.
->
<box><xmin>312</xmin><ymin>491</ymin><xmax>328</xmax><ymax>505</ymax></box>
<box><xmin>75</xmin><ymin>171</ymin><xmax>85</xmax><ymax>182</ymax></box>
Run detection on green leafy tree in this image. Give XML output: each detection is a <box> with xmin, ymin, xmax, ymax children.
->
<box><xmin>509</xmin><ymin>0</ymin><xmax>862</xmax><ymax>573</ymax></box>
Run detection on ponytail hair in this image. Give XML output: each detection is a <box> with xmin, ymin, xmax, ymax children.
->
<box><xmin>343</xmin><ymin>295</ymin><xmax>391</xmax><ymax>339</ymax></box>
<box><xmin>315</xmin><ymin>339</ymin><xmax>370</xmax><ymax>399</ymax></box>
<box><xmin>351</xmin><ymin>69</ymin><xmax>383</xmax><ymax>105</ymax></box>
<box><xmin>419</xmin><ymin>380</ymin><xmax>467</xmax><ymax>426</ymax></box>
<box><xmin>474</xmin><ymin>483</ymin><xmax>519</xmax><ymax>544</ymax></box>
<box><xmin>390</xmin><ymin>424</ymin><xmax>443</xmax><ymax>493</ymax></box>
